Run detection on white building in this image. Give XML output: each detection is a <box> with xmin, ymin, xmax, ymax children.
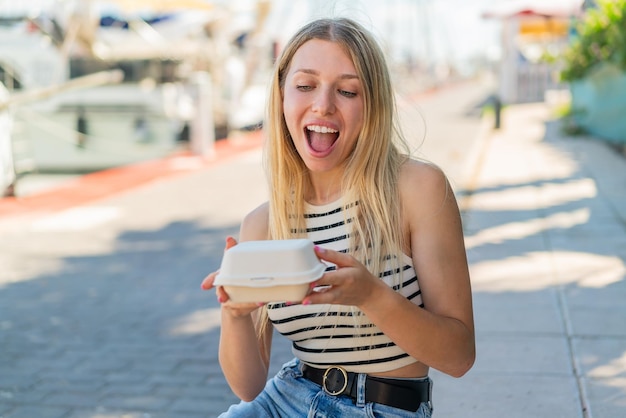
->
<box><xmin>483</xmin><ymin>0</ymin><xmax>584</xmax><ymax>103</ymax></box>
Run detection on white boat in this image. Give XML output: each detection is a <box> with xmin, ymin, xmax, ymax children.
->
<box><xmin>0</xmin><ymin>0</ymin><xmax>270</xmax><ymax>174</ymax></box>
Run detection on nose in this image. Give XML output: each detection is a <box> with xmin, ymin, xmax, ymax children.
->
<box><xmin>311</xmin><ymin>87</ymin><xmax>335</xmax><ymax>115</ymax></box>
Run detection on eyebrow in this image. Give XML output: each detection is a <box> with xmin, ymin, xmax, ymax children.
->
<box><xmin>294</xmin><ymin>68</ymin><xmax>359</xmax><ymax>80</ymax></box>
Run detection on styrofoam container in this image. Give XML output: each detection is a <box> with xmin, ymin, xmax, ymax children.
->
<box><xmin>214</xmin><ymin>239</ymin><xmax>326</xmax><ymax>303</ymax></box>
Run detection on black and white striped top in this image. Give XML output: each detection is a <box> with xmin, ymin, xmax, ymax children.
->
<box><xmin>267</xmin><ymin>199</ymin><xmax>424</xmax><ymax>373</ymax></box>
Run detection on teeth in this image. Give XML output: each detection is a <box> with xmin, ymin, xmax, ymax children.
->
<box><xmin>307</xmin><ymin>125</ymin><xmax>338</xmax><ymax>134</ymax></box>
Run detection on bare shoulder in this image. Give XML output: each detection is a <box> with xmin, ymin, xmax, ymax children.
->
<box><xmin>399</xmin><ymin>158</ymin><xmax>447</xmax><ymax>184</ymax></box>
<box><xmin>399</xmin><ymin>159</ymin><xmax>452</xmax><ymax>215</ymax></box>
<box><xmin>240</xmin><ymin>202</ymin><xmax>270</xmax><ymax>241</ymax></box>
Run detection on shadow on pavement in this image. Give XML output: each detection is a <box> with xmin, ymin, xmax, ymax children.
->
<box><xmin>444</xmin><ymin>116</ymin><xmax>626</xmax><ymax>417</ymax></box>
<box><xmin>1</xmin><ymin>220</ymin><xmax>243</xmax><ymax>417</ymax></box>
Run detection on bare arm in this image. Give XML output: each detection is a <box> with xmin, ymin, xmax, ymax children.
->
<box><xmin>302</xmin><ymin>162</ymin><xmax>475</xmax><ymax>377</ymax></box>
<box><xmin>201</xmin><ymin>203</ymin><xmax>273</xmax><ymax>400</ymax></box>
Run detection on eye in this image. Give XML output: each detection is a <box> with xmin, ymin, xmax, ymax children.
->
<box><xmin>297</xmin><ymin>85</ymin><xmax>313</xmax><ymax>92</ymax></box>
<box><xmin>338</xmin><ymin>89</ymin><xmax>357</xmax><ymax>98</ymax></box>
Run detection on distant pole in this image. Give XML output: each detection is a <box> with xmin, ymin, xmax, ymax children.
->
<box><xmin>190</xmin><ymin>71</ymin><xmax>215</xmax><ymax>158</ymax></box>
<box><xmin>0</xmin><ymin>100</ymin><xmax>16</xmax><ymax>197</ymax></box>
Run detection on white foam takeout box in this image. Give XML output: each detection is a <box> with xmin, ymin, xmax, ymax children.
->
<box><xmin>214</xmin><ymin>239</ymin><xmax>326</xmax><ymax>303</ymax></box>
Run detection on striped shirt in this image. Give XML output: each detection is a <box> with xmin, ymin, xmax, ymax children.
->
<box><xmin>267</xmin><ymin>200</ymin><xmax>424</xmax><ymax>373</ymax></box>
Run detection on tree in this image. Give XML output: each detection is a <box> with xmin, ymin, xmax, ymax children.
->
<box><xmin>561</xmin><ymin>0</ymin><xmax>626</xmax><ymax>82</ymax></box>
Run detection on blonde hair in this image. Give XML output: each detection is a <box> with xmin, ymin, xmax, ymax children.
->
<box><xmin>266</xmin><ymin>16</ymin><xmax>408</xmax><ymax>261</ymax></box>
<box><xmin>258</xmin><ymin>18</ymin><xmax>409</xmax><ymax>339</ymax></box>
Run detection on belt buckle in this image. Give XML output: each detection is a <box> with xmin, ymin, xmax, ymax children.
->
<box><xmin>322</xmin><ymin>366</ymin><xmax>348</xmax><ymax>396</ymax></box>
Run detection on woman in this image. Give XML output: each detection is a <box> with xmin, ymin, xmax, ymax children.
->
<box><xmin>202</xmin><ymin>17</ymin><xmax>475</xmax><ymax>417</ymax></box>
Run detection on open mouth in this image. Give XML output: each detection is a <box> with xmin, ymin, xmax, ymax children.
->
<box><xmin>305</xmin><ymin>125</ymin><xmax>339</xmax><ymax>153</ymax></box>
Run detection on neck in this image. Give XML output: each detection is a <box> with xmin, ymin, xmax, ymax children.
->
<box><xmin>306</xmin><ymin>171</ymin><xmax>343</xmax><ymax>205</ymax></box>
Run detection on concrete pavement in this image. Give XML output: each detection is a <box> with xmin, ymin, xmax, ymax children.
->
<box><xmin>435</xmin><ymin>103</ymin><xmax>626</xmax><ymax>418</ymax></box>
<box><xmin>1</xmin><ymin>82</ymin><xmax>625</xmax><ymax>417</ymax></box>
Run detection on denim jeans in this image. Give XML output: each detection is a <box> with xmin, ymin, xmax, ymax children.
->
<box><xmin>218</xmin><ymin>358</ymin><xmax>433</xmax><ymax>417</ymax></box>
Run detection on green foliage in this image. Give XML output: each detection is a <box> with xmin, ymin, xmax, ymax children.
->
<box><xmin>561</xmin><ymin>114</ymin><xmax>588</xmax><ymax>136</ymax></box>
<box><xmin>550</xmin><ymin>101</ymin><xmax>588</xmax><ymax>136</ymax></box>
<box><xmin>561</xmin><ymin>0</ymin><xmax>626</xmax><ymax>81</ymax></box>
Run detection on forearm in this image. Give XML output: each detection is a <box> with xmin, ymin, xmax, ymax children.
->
<box><xmin>218</xmin><ymin>309</ymin><xmax>269</xmax><ymax>401</ymax></box>
<box><xmin>361</xmin><ymin>282</ymin><xmax>475</xmax><ymax>377</ymax></box>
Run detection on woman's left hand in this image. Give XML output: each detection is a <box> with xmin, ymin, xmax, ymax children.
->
<box><xmin>302</xmin><ymin>246</ymin><xmax>384</xmax><ymax>307</ymax></box>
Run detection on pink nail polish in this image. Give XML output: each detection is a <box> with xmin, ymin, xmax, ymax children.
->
<box><xmin>302</xmin><ymin>299</ymin><xmax>311</xmax><ymax>305</ymax></box>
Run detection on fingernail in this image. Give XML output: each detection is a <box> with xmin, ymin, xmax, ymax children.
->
<box><xmin>257</xmin><ymin>302</ymin><xmax>266</xmax><ymax>307</ymax></box>
<box><xmin>302</xmin><ymin>299</ymin><xmax>311</xmax><ymax>305</ymax></box>
<box><xmin>314</xmin><ymin>245</ymin><xmax>325</xmax><ymax>253</ymax></box>
<box><xmin>310</xmin><ymin>281</ymin><xmax>318</xmax><ymax>289</ymax></box>
<box><xmin>218</xmin><ymin>296</ymin><xmax>226</xmax><ymax>303</ymax></box>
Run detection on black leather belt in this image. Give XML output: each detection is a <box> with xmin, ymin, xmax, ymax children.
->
<box><xmin>301</xmin><ymin>364</ymin><xmax>431</xmax><ymax>412</ymax></box>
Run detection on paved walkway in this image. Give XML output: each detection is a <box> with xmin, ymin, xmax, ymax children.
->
<box><xmin>1</xmin><ymin>93</ymin><xmax>625</xmax><ymax>417</ymax></box>
<box><xmin>440</xmin><ymin>103</ymin><xmax>626</xmax><ymax>418</ymax></box>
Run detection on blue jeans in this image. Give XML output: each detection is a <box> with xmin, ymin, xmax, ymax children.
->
<box><xmin>218</xmin><ymin>358</ymin><xmax>433</xmax><ymax>417</ymax></box>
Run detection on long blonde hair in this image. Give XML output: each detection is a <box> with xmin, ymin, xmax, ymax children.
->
<box><xmin>257</xmin><ymin>18</ymin><xmax>410</xmax><ymax>343</ymax></box>
<box><xmin>265</xmin><ymin>17</ymin><xmax>408</xmax><ymax>269</ymax></box>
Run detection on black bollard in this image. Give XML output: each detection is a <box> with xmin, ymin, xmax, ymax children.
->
<box><xmin>492</xmin><ymin>95</ymin><xmax>502</xmax><ymax>130</ymax></box>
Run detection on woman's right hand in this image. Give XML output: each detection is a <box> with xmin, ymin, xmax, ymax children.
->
<box><xmin>201</xmin><ymin>236</ymin><xmax>264</xmax><ymax>318</ymax></box>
